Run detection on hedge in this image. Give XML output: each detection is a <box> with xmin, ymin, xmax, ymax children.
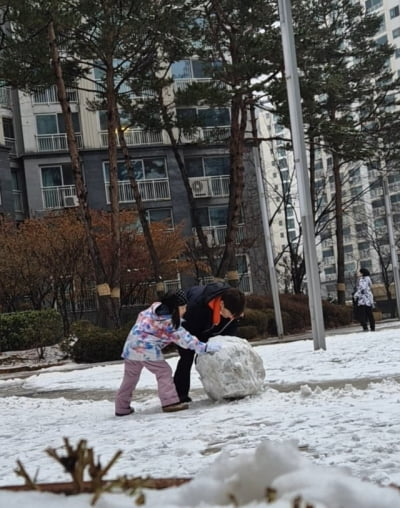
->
<box><xmin>0</xmin><ymin>309</ymin><xmax>63</xmax><ymax>353</ymax></box>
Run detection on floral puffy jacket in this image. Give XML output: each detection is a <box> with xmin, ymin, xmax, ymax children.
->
<box><xmin>354</xmin><ymin>276</ymin><xmax>374</xmax><ymax>307</ymax></box>
<box><xmin>121</xmin><ymin>302</ymin><xmax>207</xmax><ymax>361</ymax></box>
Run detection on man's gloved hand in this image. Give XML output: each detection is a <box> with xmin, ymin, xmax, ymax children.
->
<box><xmin>205</xmin><ymin>343</ymin><xmax>221</xmax><ymax>354</ymax></box>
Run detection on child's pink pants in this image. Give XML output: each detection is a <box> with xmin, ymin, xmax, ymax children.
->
<box><xmin>115</xmin><ymin>359</ymin><xmax>180</xmax><ymax>414</ymax></box>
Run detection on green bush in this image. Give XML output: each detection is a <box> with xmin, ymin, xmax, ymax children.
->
<box><xmin>70</xmin><ymin>320</ymin><xmax>129</xmax><ymax>363</ymax></box>
<box><xmin>237</xmin><ymin>325</ymin><xmax>258</xmax><ymax>340</ymax></box>
<box><xmin>0</xmin><ymin>309</ymin><xmax>63</xmax><ymax>353</ymax></box>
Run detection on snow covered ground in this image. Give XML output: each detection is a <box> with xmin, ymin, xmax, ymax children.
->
<box><xmin>1</xmin><ymin>324</ymin><xmax>400</xmax><ymax>507</ymax></box>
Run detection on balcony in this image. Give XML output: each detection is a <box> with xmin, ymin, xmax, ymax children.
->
<box><xmin>192</xmin><ymin>224</ymin><xmax>245</xmax><ymax>247</ymax></box>
<box><xmin>0</xmin><ymin>86</ymin><xmax>11</xmax><ymax>108</ymax></box>
<box><xmin>181</xmin><ymin>126</ymin><xmax>230</xmax><ymax>144</ymax></box>
<box><xmin>4</xmin><ymin>137</ymin><xmax>16</xmax><ymax>155</ymax></box>
<box><xmin>36</xmin><ymin>133</ymin><xmax>83</xmax><ymax>152</ymax></box>
<box><xmin>100</xmin><ymin>129</ymin><xmax>163</xmax><ymax>147</ymax></box>
<box><xmin>12</xmin><ymin>190</ymin><xmax>24</xmax><ymax>213</ymax></box>
<box><xmin>33</xmin><ymin>85</ymin><xmax>78</xmax><ymax>104</ymax></box>
<box><xmin>105</xmin><ymin>178</ymin><xmax>171</xmax><ymax>203</ymax></box>
<box><xmin>189</xmin><ymin>175</ymin><xmax>230</xmax><ymax>198</ymax></box>
<box><xmin>42</xmin><ymin>185</ymin><xmax>78</xmax><ymax>209</ymax></box>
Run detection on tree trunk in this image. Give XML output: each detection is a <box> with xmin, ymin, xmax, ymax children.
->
<box><xmin>216</xmin><ymin>93</ymin><xmax>247</xmax><ymax>281</ymax></box>
<box><xmin>48</xmin><ymin>21</ymin><xmax>115</xmax><ymax>328</ymax></box>
<box><xmin>105</xmin><ymin>53</ymin><xmax>121</xmax><ymax>325</ymax></box>
<box><xmin>332</xmin><ymin>151</ymin><xmax>346</xmax><ymax>305</ymax></box>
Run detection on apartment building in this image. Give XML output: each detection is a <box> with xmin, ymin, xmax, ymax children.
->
<box><xmin>0</xmin><ymin>60</ymin><xmax>270</xmax><ymax>298</ymax></box>
<box><xmin>259</xmin><ymin>0</ymin><xmax>400</xmax><ymax>302</ymax></box>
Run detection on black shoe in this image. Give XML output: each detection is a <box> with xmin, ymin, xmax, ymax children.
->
<box><xmin>179</xmin><ymin>396</ymin><xmax>192</xmax><ymax>403</ymax></box>
<box><xmin>115</xmin><ymin>407</ymin><xmax>134</xmax><ymax>417</ymax></box>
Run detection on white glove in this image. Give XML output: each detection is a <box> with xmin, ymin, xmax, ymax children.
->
<box><xmin>205</xmin><ymin>343</ymin><xmax>222</xmax><ymax>354</ymax></box>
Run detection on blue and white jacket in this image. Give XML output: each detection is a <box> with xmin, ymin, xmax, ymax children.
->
<box><xmin>121</xmin><ymin>302</ymin><xmax>207</xmax><ymax>361</ymax></box>
<box><xmin>354</xmin><ymin>276</ymin><xmax>374</xmax><ymax>307</ymax></box>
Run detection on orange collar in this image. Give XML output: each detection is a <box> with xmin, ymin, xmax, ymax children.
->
<box><xmin>208</xmin><ymin>296</ymin><xmax>222</xmax><ymax>326</ymax></box>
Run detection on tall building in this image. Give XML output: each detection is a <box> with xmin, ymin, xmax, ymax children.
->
<box><xmin>0</xmin><ymin>59</ymin><xmax>269</xmax><ymax>299</ymax></box>
<box><xmin>258</xmin><ymin>0</ymin><xmax>400</xmax><ymax>304</ymax></box>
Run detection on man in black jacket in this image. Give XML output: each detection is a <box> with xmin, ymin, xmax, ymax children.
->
<box><xmin>173</xmin><ymin>281</ymin><xmax>245</xmax><ymax>402</ymax></box>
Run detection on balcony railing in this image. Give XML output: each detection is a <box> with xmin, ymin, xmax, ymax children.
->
<box><xmin>100</xmin><ymin>129</ymin><xmax>163</xmax><ymax>147</ymax></box>
<box><xmin>189</xmin><ymin>175</ymin><xmax>230</xmax><ymax>198</ymax></box>
<box><xmin>12</xmin><ymin>190</ymin><xmax>24</xmax><ymax>213</ymax></box>
<box><xmin>42</xmin><ymin>185</ymin><xmax>77</xmax><ymax>209</ymax></box>
<box><xmin>4</xmin><ymin>137</ymin><xmax>16</xmax><ymax>155</ymax></box>
<box><xmin>33</xmin><ymin>86</ymin><xmax>78</xmax><ymax>104</ymax></box>
<box><xmin>182</xmin><ymin>126</ymin><xmax>230</xmax><ymax>144</ymax></box>
<box><xmin>36</xmin><ymin>133</ymin><xmax>83</xmax><ymax>152</ymax></box>
<box><xmin>105</xmin><ymin>178</ymin><xmax>170</xmax><ymax>203</ymax></box>
<box><xmin>0</xmin><ymin>86</ymin><xmax>11</xmax><ymax>108</ymax></box>
<box><xmin>192</xmin><ymin>224</ymin><xmax>245</xmax><ymax>247</ymax></box>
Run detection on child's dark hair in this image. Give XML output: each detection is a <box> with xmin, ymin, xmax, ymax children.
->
<box><xmin>160</xmin><ymin>289</ymin><xmax>187</xmax><ymax>329</ymax></box>
<box><xmin>221</xmin><ymin>288</ymin><xmax>245</xmax><ymax>318</ymax></box>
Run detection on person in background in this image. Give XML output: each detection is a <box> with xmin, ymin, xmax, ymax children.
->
<box><xmin>115</xmin><ymin>289</ymin><xmax>221</xmax><ymax>416</ymax></box>
<box><xmin>174</xmin><ymin>281</ymin><xmax>246</xmax><ymax>403</ymax></box>
<box><xmin>354</xmin><ymin>267</ymin><xmax>375</xmax><ymax>332</ymax></box>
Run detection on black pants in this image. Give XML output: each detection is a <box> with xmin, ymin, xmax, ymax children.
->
<box><xmin>173</xmin><ymin>346</ymin><xmax>196</xmax><ymax>402</ymax></box>
<box><xmin>358</xmin><ymin>305</ymin><xmax>375</xmax><ymax>331</ymax></box>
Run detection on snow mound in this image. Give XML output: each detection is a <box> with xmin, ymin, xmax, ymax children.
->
<box><xmin>195</xmin><ymin>335</ymin><xmax>265</xmax><ymax>400</ymax></box>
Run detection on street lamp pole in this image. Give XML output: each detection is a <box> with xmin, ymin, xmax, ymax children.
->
<box><xmin>277</xmin><ymin>0</ymin><xmax>326</xmax><ymax>349</ymax></box>
<box><xmin>381</xmin><ymin>170</ymin><xmax>400</xmax><ymax>319</ymax></box>
<box><xmin>251</xmin><ymin>116</ymin><xmax>284</xmax><ymax>338</ymax></box>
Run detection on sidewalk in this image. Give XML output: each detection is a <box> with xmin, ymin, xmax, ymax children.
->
<box><xmin>1</xmin><ymin>318</ymin><xmax>399</xmax><ymax>380</ymax></box>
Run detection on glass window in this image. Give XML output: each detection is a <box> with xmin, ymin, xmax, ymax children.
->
<box><xmin>143</xmin><ymin>159</ymin><xmax>167</xmax><ymax>179</ymax></box>
<box><xmin>37</xmin><ymin>115</ymin><xmax>57</xmax><ymax>135</ymax></box>
<box><xmin>104</xmin><ymin>158</ymin><xmax>166</xmax><ymax>182</ymax></box>
<box><xmin>171</xmin><ymin>60</ymin><xmax>191</xmax><ymax>79</ymax></box>
<box><xmin>146</xmin><ymin>208</ymin><xmax>173</xmax><ymax>227</ymax></box>
<box><xmin>323</xmin><ymin>248</ymin><xmax>334</xmax><ymax>258</ymax></box>
<box><xmin>209</xmin><ymin>206</ymin><xmax>228</xmax><ymax>226</ymax></box>
<box><xmin>41</xmin><ymin>165</ymin><xmax>73</xmax><ymax>187</ymax></box>
<box><xmin>390</xmin><ymin>6</ymin><xmax>400</xmax><ymax>18</ymax></box>
<box><xmin>393</xmin><ymin>27</ymin><xmax>400</xmax><ymax>38</ymax></box>
<box><xmin>198</xmin><ymin>108</ymin><xmax>230</xmax><ymax>127</ymax></box>
<box><xmin>204</xmin><ymin>157</ymin><xmax>229</xmax><ymax>176</ymax></box>
<box><xmin>36</xmin><ymin>113</ymin><xmax>80</xmax><ymax>134</ymax></box>
<box><xmin>2</xmin><ymin>117</ymin><xmax>14</xmax><ymax>138</ymax></box>
<box><xmin>186</xmin><ymin>158</ymin><xmax>204</xmax><ymax>178</ymax></box>
<box><xmin>186</xmin><ymin>156</ymin><xmax>229</xmax><ymax>177</ymax></box>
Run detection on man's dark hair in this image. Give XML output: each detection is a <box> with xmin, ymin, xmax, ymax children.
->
<box><xmin>221</xmin><ymin>288</ymin><xmax>245</xmax><ymax>317</ymax></box>
<box><xmin>360</xmin><ymin>267</ymin><xmax>370</xmax><ymax>277</ymax></box>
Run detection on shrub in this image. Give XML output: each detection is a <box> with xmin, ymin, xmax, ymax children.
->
<box><xmin>0</xmin><ymin>309</ymin><xmax>63</xmax><ymax>354</ymax></box>
<box><xmin>70</xmin><ymin>321</ymin><xmax>128</xmax><ymax>363</ymax></box>
<box><xmin>237</xmin><ymin>325</ymin><xmax>258</xmax><ymax>340</ymax></box>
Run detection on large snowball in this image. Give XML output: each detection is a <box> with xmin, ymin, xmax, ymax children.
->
<box><xmin>195</xmin><ymin>335</ymin><xmax>265</xmax><ymax>401</ymax></box>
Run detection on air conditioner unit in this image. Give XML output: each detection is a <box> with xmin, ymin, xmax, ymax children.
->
<box><xmin>190</xmin><ymin>177</ymin><xmax>211</xmax><ymax>197</ymax></box>
<box><xmin>64</xmin><ymin>195</ymin><xmax>79</xmax><ymax>207</ymax></box>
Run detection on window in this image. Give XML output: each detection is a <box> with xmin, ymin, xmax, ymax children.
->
<box><xmin>390</xmin><ymin>6</ymin><xmax>400</xmax><ymax>18</ymax></box>
<box><xmin>365</xmin><ymin>0</ymin><xmax>382</xmax><ymax>13</ymax></box>
<box><xmin>146</xmin><ymin>208</ymin><xmax>173</xmax><ymax>227</ymax></box>
<box><xmin>2</xmin><ymin>117</ymin><xmax>14</xmax><ymax>138</ymax></box>
<box><xmin>36</xmin><ymin>113</ymin><xmax>80</xmax><ymax>134</ymax></box>
<box><xmin>393</xmin><ymin>27</ymin><xmax>400</xmax><ymax>38</ymax></box>
<box><xmin>323</xmin><ymin>248</ymin><xmax>334</xmax><ymax>258</ymax></box>
<box><xmin>376</xmin><ymin>35</ymin><xmax>388</xmax><ymax>46</ymax></box>
<box><xmin>325</xmin><ymin>266</ymin><xmax>336</xmax><ymax>274</ymax></box>
<box><xmin>171</xmin><ymin>59</ymin><xmax>218</xmax><ymax>79</ymax></box>
<box><xmin>103</xmin><ymin>158</ymin><xmax>167</xmax><ymax>182</ymax></box>
<box><xmin>186</xmin><ymin>156</ymin><xmax>229</xmax><ymax>177</ymax></box>
<box><xmin>176</xmin><ymin>107</ymin><xmax>230</xmax><ymax>127</ymax></box>
<box><xmin>41</xmin><ymin>164</ymin><xmax>74</xmax><ymax>187</ymax></box>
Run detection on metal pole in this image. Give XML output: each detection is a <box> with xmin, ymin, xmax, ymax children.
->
<box><xmin>382</xmin><ymin>172</ymin><xmax>400</xmax><ymax>319</ymax></box>
<box><xmin>277</xmin><ymin>0</ymin><xmax>326</xmax><ymax>349</ymax></box>
<box><xmin>252</xmin><ymin>123</ymin><xmax>284</xmax><ymax>338</ymax></box>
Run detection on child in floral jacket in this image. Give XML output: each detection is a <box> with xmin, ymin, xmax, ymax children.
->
<box><xmin>114</xmin><ymin>289</ymin><xmax>220</xmax><ymax>415</ymax></box>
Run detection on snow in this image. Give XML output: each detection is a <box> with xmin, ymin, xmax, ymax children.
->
<box><xmin>1</xmin><ymin>324</ymin><xmax>400</xmax><ymax>507</ymax></box>
<box><xmin>196</xmin><ymin>335</ymin><xmax>265</xmax><ymax>400</ymax></box>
